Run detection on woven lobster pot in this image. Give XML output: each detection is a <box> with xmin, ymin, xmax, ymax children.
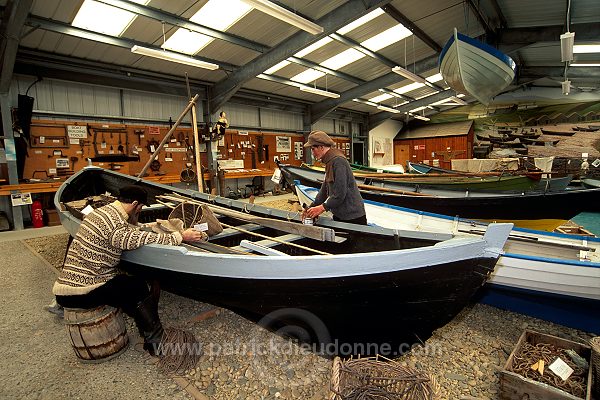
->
<box><xmin>329</xmin><ymin>355</ymin><xmax>439</xmax><ymax>400</ymax></box>
<box><xmin>591</xmin><ymin>337</ymin><xmax>600</xmax><ymax>398</ymax></box>
<box><xmin>168</xmin><ymin>202</ymin><xmax>223</xmax><ymax>237</ymax></box>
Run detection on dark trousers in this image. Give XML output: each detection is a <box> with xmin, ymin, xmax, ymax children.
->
<box><xmin>55</xmin><ymin>274</ymin><xmax>150</xmax><ymax>316</ymax></box>
<box><xmin>333</xmin><ymin>214</ymin><xmax>368</xmax><ymax>225</ymax></box>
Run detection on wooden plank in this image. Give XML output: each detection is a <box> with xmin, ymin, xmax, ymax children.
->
<box><xmin>159</xmin><ymin>193</ymin><xmax>337</xmax><ymax>242</ymax></box>
<box><xmin>237</xmin><ymin>240</ymin><xmax>291</xmax><ymax>256</ymax></box>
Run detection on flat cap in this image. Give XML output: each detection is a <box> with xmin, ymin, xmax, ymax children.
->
<box><xmin>304</xmin><ymin>131</ymin><xmax>335</xmax><ymax>147</ymax></box>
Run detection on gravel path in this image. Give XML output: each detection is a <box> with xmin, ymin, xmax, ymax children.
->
<box><xmin>8</xmin><ymin>203</ymin><xmax>597</xmax><ymax>399</ymax></box>
<box><xmin>0</xmin><ymin>240</ymin><xmax>189</xmax><ymax>400</ymax></box>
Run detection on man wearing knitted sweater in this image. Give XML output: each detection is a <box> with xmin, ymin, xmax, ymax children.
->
<box><xmin>53</xmin><ymin>185</ymin><xmax>204</xmax><ymax>355</ymax></box>
<box><xmin>303</xmin><ymin>131</ymin><xmax>367</xmax><ymax>225</ymax></box>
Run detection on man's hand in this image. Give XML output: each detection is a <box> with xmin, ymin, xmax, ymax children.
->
<box><xmin>182</xmin><ymin>228</ymin><xmax>206</xmax><ymax>242</ymax></box>
<box><xmin>305</xmin><ymin>204</ymin><xmax>326</xmax><ymax>219</ymax></box>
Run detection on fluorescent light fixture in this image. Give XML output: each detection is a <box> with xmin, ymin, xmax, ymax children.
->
<box><xmin>571</xmin><ymin>62</ymin><xmax>600</xmax><ymax>66</ymax></box>
<box><xmin>573</xmin><ymin>44</ymin><xmax>600</xmax><ymax>53</ymax></box>
<box><xmin>299</xmin><ymin>86</ymin><xmax>340</xmax><ymax>98</ymax></box>
<box><xmin>410</xmin><ymin>106</ymin><xmax>428</xmax><ymax>113</ymax></box>
<box><xmin>131</xmin><ymin>45</ymin><xmax>219</xmax><ymax>70</ymax></box>
<box><xmin>241</xmin><ymin>0</ymin><xmax>323</xmax><ymax>34</ymax></box>
<box><xmin>377</xmin><ymin>105</ymin><xmax>401</xmax><ymax>113</ymax></box>
<box><xmin>560</xmin><ymin>32</ymin><xmax>575</xmax><ymax>62</ymax></box>
<box><xmin>392</xmin><ymin>66</ymin><xmax>427</xmax><ymax>84</ymax></box>
<box><xmin>72</xmin><ymin>0</ymin><xmax>150</xmax><ymax>36</ymax></box>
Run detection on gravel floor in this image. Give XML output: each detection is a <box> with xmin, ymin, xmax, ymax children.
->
<box><xmin>5</xmin><ymin>200</ymin><xmax>597</xmax><ymax>399</ymax></box>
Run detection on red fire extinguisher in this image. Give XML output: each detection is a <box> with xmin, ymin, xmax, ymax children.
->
<box><xmin>32</xmin><ymin>200</ymin><xmax>44</xmax><ymax>228</ymax></box>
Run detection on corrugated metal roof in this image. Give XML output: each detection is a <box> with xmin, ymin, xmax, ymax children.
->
<box><xmin>6</xmin><ymin>0</ymin><xmax>600</xmax><ymax>119</ymax></box>
<box><xmin>395</xmin><ymin>120</ymin><xmax>474</xmax><ymax>139</ymax></box>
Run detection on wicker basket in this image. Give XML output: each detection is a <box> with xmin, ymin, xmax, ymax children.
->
<box><xmin>329</xmin><ymin>355</ymin><xmax>439</xmax><ymax>400</ymax></box>
<box><xmin>168</xmin><ymin>202</ymin><xmax>223</xmax><ymax>236</ymax></box>
<box><xmin>591</xmin><ymin>336</ymin><xmax>600</xmax><ymax>398</ymax></box>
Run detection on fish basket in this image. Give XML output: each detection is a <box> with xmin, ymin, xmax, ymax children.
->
<box><xmin>591</xmin><ymin>337</ymin><xmax>600</xmax><ymax>398</ymax></box>
<box><xmin>329</xmin><ymin>355</ymin><xmax>439</xmax><ymax>400</ymax></box>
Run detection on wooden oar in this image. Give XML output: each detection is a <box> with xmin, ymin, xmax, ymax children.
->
<box><xmin>158</xmin><ymin>193</ymin><xmax>337</xmax><ymax>242</ymax></box>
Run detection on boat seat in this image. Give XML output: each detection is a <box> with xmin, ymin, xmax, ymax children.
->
<box><xmin>230</xmin><ymin>233</ymin><xmax>303</xmax><ymax>253</ymax></box>
<box><xmin>238</xmin><ymin>240</ymin><xmax>290</xmax><ymax>256</ymax></box>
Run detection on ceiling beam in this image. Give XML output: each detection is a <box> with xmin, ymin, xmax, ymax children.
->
<box><xmin>208</xmin><ymin>0</ymin><xmax>392</xmax><ymax>113</ymax></box>
<box><xmin>0</xmin><ymin>0</ymin><xmax>33</xmax><ymax>93</ymax></box>
<box><xmin>466</xmin><ymin>0</ymin><xmax>493</xmax><ymax>36</ymax></box>
<box><xmin>489</xmin><ymin>0</ymin><xmax>508</xmax><ymax>29</ymax></box>
<box><xmin>381</xmin><ymin>4</ymin><xmax>442</xmax><ymax>53</ymax></box>
<box><xmin>309</xmin><ymin>54</ymin><xmax>438</xmax><ymax>123</ymax></box>
<box><xmin>93</xmin><ymin>0</ymin><xmax>268</xmax><ymax>53</ymax></box>
<box><xmin>519</xmin><ymin>66</ymin><xmax>600</xmax><ymax>80</ymax></box>
<box><xmin>13</xmin><ymin>48</ymin><xmax>329</xmax><ymax>115</ymax></box>
<box><xmin>25</xmin><ymin>14</ymin><xmax>237</xmax><ymax>71</ymax></box>
<box><xmin>498</xmin><ymin>22</ymin><xmax>600</xmax><ymax>48</ymax></box>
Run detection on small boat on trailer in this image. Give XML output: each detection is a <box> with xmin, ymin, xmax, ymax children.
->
<box><xmin>55</xmin><ymin>167</ymin><xmax>512</xmax><ymax>354</ymax></box>
<box><xmin>279</xmin><ymin>164</ymin><xmax>600</xmax><ymax>231</ymax></box>
<box><xmin>295</xmin><ymin>183</ymin><xmax>600</xmax><ymax>334</ymax></box>
<box><xmin>439</xmin><ymin>28</ymin><xmax>516</xmax><ymax>105</ymax></box>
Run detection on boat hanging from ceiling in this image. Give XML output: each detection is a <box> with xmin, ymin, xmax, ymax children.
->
<box><xmin>439</xmin><ymin>28</ymin><xmax>516</xmax><ymax>105</ymax></box>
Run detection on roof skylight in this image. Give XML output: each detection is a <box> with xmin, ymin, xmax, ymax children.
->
<box><xmin>162</xmin><ymin>0</ymin><xmax>252</xmax><ymax>55</ymax></box>
<box><xmin>72</xmin><ymin>0</ymin><xmax>150</xmax><ymax>36</ymax></box>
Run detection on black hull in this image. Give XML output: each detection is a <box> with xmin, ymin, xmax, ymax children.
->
<box><xmin>281</xmin><ymin>166</ymin><xmax>600</xmax><ymax>221</ymax></box>
<box><xmin>122</xmin><ymin>256</ymin><xmax>496</xmax><ymax>355</ymax></box>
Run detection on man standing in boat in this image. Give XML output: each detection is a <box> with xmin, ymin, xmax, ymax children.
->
<box><xmin>52</xmin><ymin>185</ymin><xmax>204</xmax><ymax>356</ymax></box>
<box><xmin>303</xmin><ymin>131</ymin><xmax>367</xmax><ymax>225</ymax></box>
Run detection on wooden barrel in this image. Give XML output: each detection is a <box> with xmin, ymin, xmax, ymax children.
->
<box><xmin>63</xmin><ymin>305</ymin><xmax>129</xmax><ymax>363</ymax></box>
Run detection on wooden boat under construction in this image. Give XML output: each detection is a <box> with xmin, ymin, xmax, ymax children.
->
<box><xmin>280</xmin><ymin>164</ymin><xmax>600</xmax><ymax>231</ymax></box>
<box><xmin>54</xmin><ymin>167</ymin><xmax>512</xmax><ymax>354</ymax></box>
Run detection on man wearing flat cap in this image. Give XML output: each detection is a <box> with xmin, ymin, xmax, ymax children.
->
<box><xmin>53</xmin><ymin>185</ymin><xmax>204</xmax><ymax>356</ymax></box>
<box><xmin>303</xmin><ymin>131</ymin><xmax>366</xmax><ymax>225</ymax></box>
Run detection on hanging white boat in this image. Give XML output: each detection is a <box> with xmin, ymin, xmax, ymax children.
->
<box><xmin>439</xmin><ymin>28</ymin><xmax>516</xmax><ymax>104</ymax></box>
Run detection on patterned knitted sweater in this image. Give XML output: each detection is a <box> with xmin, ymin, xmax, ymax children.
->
<box><xmin>53</xmin><ymin>201</ymin><xmax>183</xmax><ymax>296</ymax></box>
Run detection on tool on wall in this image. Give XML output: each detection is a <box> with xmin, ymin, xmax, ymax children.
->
<box><xmin>47</xmin><ymin>149</ymin><xmax>66</xmax><ymax>158</ymax></box>
<box><xmin>257</xmin><ymin>135</ymin><xmax>264</xmax><ymax>163</ymax></box>
<box><xmin>134</xmin><ymin>129</ymin><xmax>145</xmax><ymax>145</ymax></box>
<box><xmin>90</xmin><ymin>127</ymin><xmax>138</xmax><ymax>162</ymax></box>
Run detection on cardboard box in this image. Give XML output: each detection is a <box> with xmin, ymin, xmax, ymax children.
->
<box><xmin>500</xmin><ymin>330</ymin><xmax>592</xmax><ymax>400</ymax></box>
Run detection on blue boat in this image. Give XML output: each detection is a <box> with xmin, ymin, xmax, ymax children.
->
<box><xmin>439</xmin><ymin>28</ymin><xmax>516</xmax><ymax>105</ymax></box>
<box><xmin>295</xmin><ymin>182</ymin><xmax>600</xmax><ymax>334</ymax></box>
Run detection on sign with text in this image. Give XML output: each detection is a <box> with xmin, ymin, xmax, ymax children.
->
<box><xmin>67</xmin><ymin>125</ymin><xmax>88</xmax><ymax>138</ymax></box>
